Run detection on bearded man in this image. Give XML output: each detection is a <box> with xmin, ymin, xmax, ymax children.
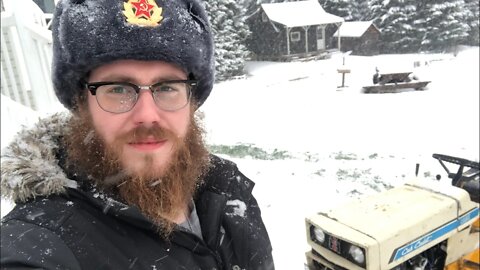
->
<box><xmin>0</xmin><ymin>0</ymin><xmax>274</xmax><ymax>269</ymax></box>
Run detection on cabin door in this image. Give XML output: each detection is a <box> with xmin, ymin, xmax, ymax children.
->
<box><xmin>316</xmin><ymin>26</ymin><xmax>325</xmax><ymax>50</ymax></box>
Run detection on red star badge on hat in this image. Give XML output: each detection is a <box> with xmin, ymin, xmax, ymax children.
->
<box><xmin>131</xmin><ymin>0</ymin><xmax>154</xmax><ymax>19</ymax></box>
<box><xmin>123</xmin><ymin>0</ymin><xmax>163</xmax><ymax>27</ymax></box>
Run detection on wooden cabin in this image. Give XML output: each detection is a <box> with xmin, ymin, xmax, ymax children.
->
<box><xmin>247</xmin><ymin>0</ymin><xmax>344</xmax><ymax>61</ymax></box>
<box><xmin>333</xmin><ymin>21</ymin><xmax>380</xmax><ymax>56</ymax></box>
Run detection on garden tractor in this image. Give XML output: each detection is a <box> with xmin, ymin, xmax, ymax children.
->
<box><xmin>305</xmin><ymin>153</ymin><xmax>479</xmax><ymax>270</ymax></box>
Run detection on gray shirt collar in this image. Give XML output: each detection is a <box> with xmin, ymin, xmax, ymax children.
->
<box><xmin>178</xmin><ymin>200</ymin><xmax>203</xmax><ymax>240</ymax></box>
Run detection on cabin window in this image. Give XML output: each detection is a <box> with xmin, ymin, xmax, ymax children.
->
<box><xmin>290</xmin><ymin>31</ymin><xmax>301</xmax><ymax>42</ymax></box>
<box><xmin>262</xmin><ymin>12</ymin><xmax>268</xmax><ymax>22</ymax></box>
<box><xmin>316</xmin><ymin>27</ymin><xmax>323</xmax><ymax>39</ymax></box>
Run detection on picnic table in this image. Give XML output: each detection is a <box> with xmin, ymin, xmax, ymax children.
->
<box><xmin>364</xmin><ymin>71</ymin><xmax>430</xmax><ymax>93</ymax></box>
<box><xmin>376</xmin><ymin>72</ymin><xmax>412</xmax><ymax>84</ymax></box>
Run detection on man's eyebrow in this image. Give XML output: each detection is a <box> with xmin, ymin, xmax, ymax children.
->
<box><xmin>153</xmin><ymin>75</ymin><xmax>188</xmax><ymax>81</ymax></box>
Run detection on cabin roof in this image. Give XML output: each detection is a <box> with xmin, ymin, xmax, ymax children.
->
<box><xmin>333</xmin><ymin>21</ymin><xmax>379</xmax><ymax>38</ymax></box>
<box><xmin>261</xmin><ymin>0</ymin><xmax>344</xmax><ymax>27</ymax></box>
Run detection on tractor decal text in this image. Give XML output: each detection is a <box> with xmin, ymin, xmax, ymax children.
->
<box><xmin>389</xmin><ymin>207</ymin><xmax>479</xmax><ymax>263</ymax></box>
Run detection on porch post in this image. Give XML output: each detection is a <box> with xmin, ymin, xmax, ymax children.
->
<box><xmin>337</xmin><ymin>22</ymin><xmax>342</xmax><ymax>51</ymax></box>
<box><xmin>304</xmin><ymin>26</ymin><xmax>310</xmax><ymax>53</ymax></box>
<box><xmin>286</xmin><ymin>27</ymin><xmax>290</xmax><ymax>55</ymax></box>
<box><xmin>322</xmin><ymin>26</ymin><xmax>326</xmax><ymax>50</ymax></box>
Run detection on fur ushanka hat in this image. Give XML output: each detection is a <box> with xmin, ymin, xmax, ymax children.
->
<box><xmin>51</xmin><ymin>0</ymin><xmax>215</xmax><ymax>110</ymax></box>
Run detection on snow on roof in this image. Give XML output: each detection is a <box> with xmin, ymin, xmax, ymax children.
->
<box><xmin>333</xmin><ymin>21</ymin><xmax>377</xmax><ymax>38</ymax></box>
<box><xmin>261</xmin><ymin>0</ymin><xmax>344</xmax><ymax>28</ymax></box>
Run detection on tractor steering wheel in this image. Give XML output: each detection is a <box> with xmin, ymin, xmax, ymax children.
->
<box><xmin>432</xmin><ymin>153</ymin><xmax>480</xmax><ymax>169</ymax></box>
<box><xmin>432</xmin><ymin>153</ymin><xmax>479</xmax><ymax>186</ymax></box>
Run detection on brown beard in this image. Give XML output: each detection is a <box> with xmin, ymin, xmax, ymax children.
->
<box><xmin>63</xmin><ymin>103</ymin><xmax>211</xmax><ymax>238</ymax></box>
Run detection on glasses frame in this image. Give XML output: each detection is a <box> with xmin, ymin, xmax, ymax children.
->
<box><xmin>84</xmin><ymin>80</ymin><xmax>197</xmax><ymax>113</ymax></box>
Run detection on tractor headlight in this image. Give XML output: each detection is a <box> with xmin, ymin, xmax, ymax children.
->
<box><xmin>348</xmin><ymin>245</ymin><xmax>365</xmax><ymax>265</ymax></box>
<box><xmin>311</xmin><ymin>226</ymin><xmax>326</xmax><ymax>244</ymax></box>
<box><xmin>307</xmin><ymin>223</ymin><xmax>367</xmax><ymax>268</ymax></box>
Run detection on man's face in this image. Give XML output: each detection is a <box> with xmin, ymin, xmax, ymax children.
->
<box><xmin>87</xmin><ymin>60</ymin><xmax>191</xmax><ymax>176</ymax></box>
<box><xmin>65</xmin><ymin>59</ymin><xmax>210</xmax><ymax>236</ymax></box>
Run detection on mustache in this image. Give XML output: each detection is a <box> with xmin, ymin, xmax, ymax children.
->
<box><xmin>115</xmin><ymin>125</ymin><xmax>177</xmax><ymax>144</ymax></box>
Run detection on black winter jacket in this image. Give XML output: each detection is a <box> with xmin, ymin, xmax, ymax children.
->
<box><xmin>0</xmin><ymin>113</ymin><xmax>274</xmax><ymax>270</ymax></box>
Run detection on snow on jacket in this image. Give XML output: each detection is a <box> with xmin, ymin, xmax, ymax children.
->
<box><xmin>0</xmin><ymin>113</ymin><xmax>275</xmax><ymax>270</ymax></box>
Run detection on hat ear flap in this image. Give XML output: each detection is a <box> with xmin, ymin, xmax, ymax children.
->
<box><xmin>188</xmin><ymin>3</ymin><xmax>208</xmax><ymax>32</ymax></box>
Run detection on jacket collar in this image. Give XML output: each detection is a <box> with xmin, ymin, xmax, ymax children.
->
<box><xmin>1</xmin><ymin>112</ymin><xmax>78</xmax><ymax>203</ymax></box>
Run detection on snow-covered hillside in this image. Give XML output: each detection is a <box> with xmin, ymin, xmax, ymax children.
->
<box><xmin>1</xmin><ymin>47</ymin><xmax>479</xmax><ymax>269</ymax></box>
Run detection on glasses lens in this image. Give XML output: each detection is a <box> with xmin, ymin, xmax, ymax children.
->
<box><xmin>152</xmin><ymin>82</ymin><xmax>191</xmax><ymax>111</ymax></box>
<box><xmin>96</xmin><ymin>84</ymin><xmax>137</xmax><ymax>113</ymax></box>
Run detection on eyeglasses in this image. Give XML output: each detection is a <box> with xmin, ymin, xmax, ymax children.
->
<box><xmin>85</xmin><ymin>80</ymin><xmax>197</xmax><ymax>113</ymax></box>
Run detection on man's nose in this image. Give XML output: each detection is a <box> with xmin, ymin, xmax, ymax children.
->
<box><xmin>130</xmin><ymin>90</ymin><xmax>163</xmax><ymax>126</ymax></box>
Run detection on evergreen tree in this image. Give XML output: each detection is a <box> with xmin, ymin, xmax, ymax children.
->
<box><xmin>353</xmin><ymin>0</ymin><xmax>371</xmax><ymax>21</ymax></box>
<box><xmin>411</xmin><ymin>1</ymin><xmax>430</xmax><ymax>52</ymax></box>
<box><xmin>241</xmin><ymin>0</ymin><xmax>260</xmax><ymax>18</ymax></box>
<box><xmin>366</xmin><ymin>0</ymin><xmax>387</xmax><ymax>22</ymax></box>
<box><xmin>321</xmin><ymin>0</ymin><xmax>354</xmax><ymax>21</ymax></box>
<box><xmin>419</xmin><ymin>0</ymin><xmax>470</xmax><ymax>52</ymax></box>
<box><xmin>374</xmin><ymin>0</ymin><xmax>418</xmax><ymax>53</ymax></box>
<box><xmin>464</xmin><ymin>0</ymin><xmax>479</xmax><ymax>46</ymax></box>
<box><xmin>320</xmin><ymin>0</ymin><xmax>370</xmax><ymax>21</ymax></box>
<box><xmin>204</xmin><ymin>0</ymin><xmax>250</xmax><ymax>81</ymax></box>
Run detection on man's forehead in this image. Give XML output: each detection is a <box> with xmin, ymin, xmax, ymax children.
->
<box><xmin>88</xmin><ymin>60</ymin><xmax>188</xmax><ymax>82</ymax></box>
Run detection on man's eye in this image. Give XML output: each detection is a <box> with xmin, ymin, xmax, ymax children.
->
<box><xmin>107</xmin><ymin>86</ymin><xmax>129</xmax><ymax>94</ymax></box>
<box><xmin>158</xmin><ymin>85</ymin><xmax>177</xmax><ymax>92</ymax></box>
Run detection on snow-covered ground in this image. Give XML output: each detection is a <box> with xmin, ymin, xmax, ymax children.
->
<box><xmin>1</xmin><ymin>47</ymin><xmax>479</xmax><ymax>269</ymax></box>
<box><xmin>201</xmin><ymin>46</ymin><xmax>479</xmax><ymax>269</ymax></box>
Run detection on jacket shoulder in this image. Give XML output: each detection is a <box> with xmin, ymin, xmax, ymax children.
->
<box><xmin>2</xmin><ymin>196</ymin><xmax>74</xmax><ymax>231</ymax></box>
<box><xmin>204</xmin><ymin>154</ymin><xmax>255</xmax><ymax>196</ymax></box>
<box><xmin>200</xmin><ymin>155</ymin><xmax>275</xmax><ymax>270</ymax></box>
<box><xmin>1</xmin><ymin>197</ymin><xmax>81</xmax><ymax>269</ymax></box>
